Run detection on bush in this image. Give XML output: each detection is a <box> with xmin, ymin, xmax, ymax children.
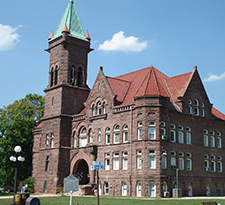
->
<box><xmin>23</xmin><ymin>177</ymin><xmax>35</xmax><ymax>193</ymax></box>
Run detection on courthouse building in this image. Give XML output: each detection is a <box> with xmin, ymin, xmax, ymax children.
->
<box><xmin>32</xmin><ymin>0</ymin><xmax>225</xmax><ymax>197</ymax></box>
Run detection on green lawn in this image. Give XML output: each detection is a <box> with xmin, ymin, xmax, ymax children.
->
<box><xmin>0</xmin><ymin>195</ymin><xmax>225</xmax><ymax>205</ymax></box>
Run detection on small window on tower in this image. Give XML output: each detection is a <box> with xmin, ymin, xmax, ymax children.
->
<box><xmin>70</xmin><ymin>66</ymin><xmax>76</xmax><ymax>86</ymax></box>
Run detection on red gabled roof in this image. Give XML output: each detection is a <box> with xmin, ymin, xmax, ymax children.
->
<box><xmin>113</xmin><ymin>66</ymin><xmax>170</xmax><ymax>104</ymax></box>
<box><xmin>106</xmin><ymin>77</ymin><xmax>131</xmax><ymax>103</ymax></box>
<box><xmin>134</xmin><ymin>67</ymin><xmax>169</xmax><ymax>98</ymax></box>
<box><xmin>166</xmin><ymin>71</ymin><xmax>193</xmax><ymax>102</ymax></box>
<box><xmin>212</xmin><ymin>107</ymin><xmax>225</xmax><ymax>120</ymax></box>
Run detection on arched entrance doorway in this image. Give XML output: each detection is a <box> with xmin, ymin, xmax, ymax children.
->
<box><xmin>73</xmin><ymin>159</ymin><xmax>89</xmax><ymax>185</ymax></box>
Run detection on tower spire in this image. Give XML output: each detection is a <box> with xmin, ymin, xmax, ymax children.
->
<box><xmin>49</xmin><ymin>0</ymin><xmax>87</xmax><ymax>42</ymax></box>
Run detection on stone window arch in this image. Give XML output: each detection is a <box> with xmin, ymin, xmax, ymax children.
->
<box><xmin>103</xmin><ymin>102</ymin><xmax>106</xmax><ymax>114</ymax></box>
<box><xmin>113</xmin><ymin>124</ymin><xmax>120</xmax><ymax>144</ymax></box>
<box><xmin>105</xmin><ymin>127</ymin><xmax>110</xmax><ymax>144</ymax></box>
<box><xmin>79</xmin><ymin>126</ymin><xmax>87</xmax><ymax>147</ymax></box>
<box><xmin>54</xmin><ymin>66</ymin><xmax>58</xmax><ymax>85</ymax></box>
<box><xmin>97</xmin><ymin>101</ymin><xmax>102</xmax><ymax>115</ymax></box>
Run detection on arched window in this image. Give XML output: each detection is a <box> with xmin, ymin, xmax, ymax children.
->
<box><xmin>50</xmin><ymin>67</ymin><xmax>54</xmax><ymax>87</ymax></box>
<box><xmin>92</xmin><ymin>104</ymin><xmax>96</xmax><ymax>116</ymax></box>
<box><xmin>114</xmin><ymin>125</ymin><xmax>120</xmax><ymax>144</ymax></box>
<box><xmin>123</xmin><ymin>125</ymin><xmax>128</xmax><ymax>143</ymax></box>
<box><xmin>45</xmin><ymin>134</ymin><xmax>49</xmax><ymax>148</ymax></box>
<box><xmin>79</xmin><ymin>127</ymin><xmax>87</xmax><ymax>147</ymax></box>
<box><xmin>73</xmin><ymin>132</ymin><xmax>77</xmax><ymax>147</ymax></box>
<box><xmin>97</xmin><ymin>102</ymin><xmax>102</xmax><ymax>115</ymax></box>
<box><xmin>105</xmin><ymin>127</ymin><xmax>110</xmax><ymax>144</ymax></box>
<box><xmin>103</xmin><ymin>102</ymin><xmax>106</xmax><ymax>114</ymax></box>
<box><xmin>188</xmin><ymin>100</ymin><xmax>192</xmax><ymax>105</ymax></box>
<box><xmin>89</xmin><ymin>129</ymin><xmax>93</xmax><ymax>144</ymax></box>
<box><xmin>70</xmin><ymin>66</ymin><xmax>76</xmax><ymax>86</ymax></box>
<box><xmin>78</xmin><ymin>67</ymin><xmax>83</xmax><ymax>87</ymax></box>
<box><xmin>50</xmin><ymin>134</ymin><xmax>54</xmax><ymax>148</ymax></box>
<box><xmin>194</xmin><ymin>99</ymin><xmax>199</xmax><ymax>106</ymax></box>
<box><xmin>54</xmin><ymin>66</ymin><xmax>58</xmax><ymax>85</ymax></box>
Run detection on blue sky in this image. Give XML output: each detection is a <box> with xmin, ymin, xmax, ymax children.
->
<box><xmin>1</xmin><ymin>0</ymin><xmax>225</xmax><ymax>114</ymax></box>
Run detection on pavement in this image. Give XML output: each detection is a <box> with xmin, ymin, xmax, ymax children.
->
<box><xmin>1</xmin><ymin>194</ymin><xmax>225</xmax><ymax>200</ymax></box>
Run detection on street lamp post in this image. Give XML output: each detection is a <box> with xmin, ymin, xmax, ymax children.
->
<box><xmin>9</xmin><ymin>146</ymin><xmax>25</xmax><ymax>194</ymax></box>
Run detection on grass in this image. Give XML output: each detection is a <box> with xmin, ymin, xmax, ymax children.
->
<box><xmin>0</xmin><ymin>195</ymin><xmax>225</xmax><ymax>205</ymax></box>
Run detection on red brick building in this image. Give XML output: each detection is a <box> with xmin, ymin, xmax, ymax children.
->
<box><xmin>32</xmin><ymin>0</ymin><xmax>225</xmax><ymax>197</ymax></box>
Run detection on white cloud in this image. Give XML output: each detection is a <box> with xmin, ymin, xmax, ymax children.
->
<box><xmin>98</xmin><ymin>31</ymin><xmax>148</xmax><ymax>52</ymax></box>
<box><xmin>204</xmin><ymin>72</ymin><xmax>225</xmax><ymax>82</ymax></box>
<box><xmin>0</xmin><ymin>24</ymin><xmax>22</xmax><ymax>51</ymax></box>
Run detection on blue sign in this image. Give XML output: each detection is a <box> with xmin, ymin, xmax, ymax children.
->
<box><xmin>91</xmin><ymin>164</ymin><xmax>104</xmax><ymax>170</ymax></box>
<box><xmin>93</xmin><ymin>161</ymin><xmax>102</xmax><ymax>165</ymax></box>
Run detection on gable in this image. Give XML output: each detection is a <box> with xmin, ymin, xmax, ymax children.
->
<box><xmin>85</xmin><ymin>67</ymin><xmax>115</xmax><ymax>110</ymax></box>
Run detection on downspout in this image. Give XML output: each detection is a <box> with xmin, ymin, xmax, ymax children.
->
<box><xmin>129</xmin><ymin>106</ymin><xmax>133</xmax><ymax>196</ymax></box>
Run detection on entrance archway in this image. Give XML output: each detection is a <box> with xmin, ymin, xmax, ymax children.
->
<box><xmin>73</xmin><ymin>159</ymin><xmax>89</xmax><ymax>185</ymax></box>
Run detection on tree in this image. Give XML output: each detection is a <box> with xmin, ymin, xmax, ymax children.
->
<box><xmin>0</xmin><ymin>94</ymin><xmax>44</xmax><ymax>187</ymax></box>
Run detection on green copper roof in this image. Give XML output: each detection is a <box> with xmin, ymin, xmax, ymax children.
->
<box><xmin>50</xmin><ymin>0</ymin><xmax>88</xmax><ymax>42</ymax></box>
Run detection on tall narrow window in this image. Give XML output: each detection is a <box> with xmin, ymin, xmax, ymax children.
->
<box><xmin>78</xmin><ymin>67</ymin><xmax>83</xmax><ymax>87</ymax></box>
<box><xmin>113</xmin><ymin>125</ymin><xmax>120</xmax><ymax>144</ymax></box>
<box><xmin>45</xmin><ymin>134</ymin><xmax>49</xmax><ymax>148</ymax></box>
<box><xmin>50</xmin><ymin>134</ymin><xmax>54</xmax><ymax>148</ymax></box>
<box><xmin>148</xmin><ymin>121</ymin><xmax>156</xmax><ymax>140</ymax></box>
<box><xmin>89</xmin><ymin>129</ymin><xmax>93</xmax><ymax>144</ymax></box>
<box><xmin>54</xmin><ymin>66</ymin><xmax>58</xmax><ymax>85</ymax></box>
<box><xmin>123</xmin><ymin>125</ymin><xmax>128</xmax><ymax>143</ymax></box>
<box><xmin>148</xmin><ymin>149</ymin><xmax>156</xmax><ymax>169</ymax></box>
<box><xmin>92</xmin><ymin>104</ymin><xmax>96</xmax><ymax>116</ymax></box>
<box><xmin>178</xmin><ymin>131</ymin><xmax>184</xmax><ymax>143</ymax></box>
<box><xmin>122</xmin><ymin>152</ymin><xmax>128</xmax><ymax>170</ymax></box>
<box><xmin>70</xmin><ymin>66</ymin><xmax>76</xmax><ymax>86</ymax></box>
<box><xmin>217</xmin><ymin>137</ymin><xmax>222</xmax><ymax>148</ymax></box>
<box><xmin>98</xmin><ymin>129</ymin><xmax>101</xmax><ymax>142</ymax></box>
<box><xmin>104</xmin><ymin>182</ymin><xmax>109</xmax><ymax>195</ymax></box>
<box><xmin>45</xmin><ymin>156</ymin><xmax>50</xmax><ymax>171</ymax></box>
<box><xmin>50</xmin><ymin>68</ymin><xmax>54</xmax><ymax>87</ymax></box>
<box><xmin>73</xmin><ymin>132</ymin><xmax>77</xmax><ymax>148</ymax></box>
<box><xmin>105</xmin><ymin>127</ymin><xmax>110</xmax><ymax>144</ymax></box>
<box><xmin>80</xmin><ymin>127</ymin><xmax>87</xmax><ymax>147</ymax></box>
<box><xmin>103</xmin><ymin>102</ymin><xmax>106</xmax><ymax>114</ymax></box>
<box><xmin>210</xmin><ymin>136</ymin><xmax>215</xmax><ymax>147</ymax></box>
<box><xmin>137</xmin><ymin>121</ymin><xmax>142</xmax><ymax>140</ymax></box>
<box><xmin>136</xmin><ymin>182</ymin><xmax>141</xmax><ymax>197</ymax></box>
<box><xmin>137</xmin><ymin>150</ymin><xmax>142</xmax><ymax>169</ymax></box>
<box><xmin>113</xmin><ymin>152</ymin><xmax>119</xmax><ymax>170</ymax></box>
<box><xmin>148</xmin><ymin>182</ymin><xmax>156</xmax><ymax>197</ymax></box>
<box><xmin>122</xmin><ymin>182</ymin><xmax>127</xmax><ymax>196</ymax></box>
<box><xmin>97</xmin><ymin>102</ymin><xmax>102</xmax><ymax>115</ymax></box>
<box><xmin>105</xmin><ymin>153</ymin><xmax>110</xmax><ymax>171</ymax></box>
<box><xmin>204</xmin><ymin>135</ymin><xmax>208</xmax><ymax>146</ymax></box>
